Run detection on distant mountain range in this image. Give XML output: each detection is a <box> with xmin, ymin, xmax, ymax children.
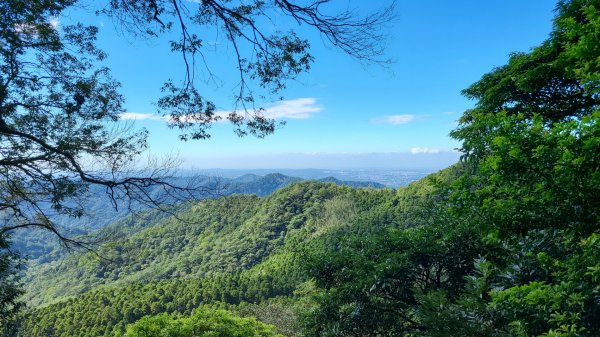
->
<box><xmin>10</xmin><ymin>172</ymin><xmax>385</xmax><ymax>261</ymax></box>
<box><xmin>194</xmin><ymin>168</ymin><xmax>432</xmax><ymax>188</ymax></box>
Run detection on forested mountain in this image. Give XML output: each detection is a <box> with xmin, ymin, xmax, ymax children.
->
<box><xmin>18</xmin><ymin>170</ymin><xmax>450</xmax><ymax>337</ymax></box>
<box><xmin>3</xmin><ymin>1</ymin><xmax>600</xmax><ymax>337</ymax></box>
<box><xmin>11</xmin><ymin>173</ymin><xmax>384</xmax><ymax>263</ymax></box>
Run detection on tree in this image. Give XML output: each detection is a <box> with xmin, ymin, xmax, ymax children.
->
<box><xmin>104</xmin><ymin>0</ymin><xmax>395</xmax><ymax>139</ymax></box>
<box><xmin>0</xmin><ymin>0</ymin><xmax>210</xmax><ymax>254</ymax></box>
<box><xmin>448</xmin><ymin>0</ymin><xmax>600</xmax><ymax>335</ymax></box>
<box><xmin>124</xmin><ymin>307</ymin><xmax>284</xmax><ymax>337</ymax></box>
<box><xmin>0</xmin><ymin>0</ymin><xmax>396</xmax><ymax>327</ymax></box>
<box><xmin>300</xmin><ymin>168</ymin><xmax>487</xmax><ymax>337</ymax></box>
<box><xmin>0</xmin><ymin>235</ymin><xmax>22</xmax><ymax>336</ymax></box>
<box><xmin>0</xmin><ymin>0</ymin><xmax>395</xmax><ymax>246</ymax></box>
<box><xmin>300</xmin><ymin>1</ymin><xmax>600</xmax><ymax>336</ymax></box>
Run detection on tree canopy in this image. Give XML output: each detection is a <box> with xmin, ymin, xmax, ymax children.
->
<box><xmin>103</xmin><ymin>0</ymin><xmax>396</xmax><ymax>139</ymax></box>
<box><xmin>1</xmin><ymin>0</ymin><xmax>158</xmax><ymax>246</ymax></box>
<box><xmin>0</xmin><ymin>1</ymin><xmax>395</xmax><ymax>331</ymax></box>
<box><xmin>124</xmin><ymin>308</ymin><xmax>284</xmax><ymax>337</ymax></box>
<box><xmin>302</xmin><ymin>1</ymin><xmax>600</xmax><ymax>336</ymax></box>
<box><xmin>0</xmin><ymin>0</ymin><xmax>394</xmax><ymax>245</ymax></box>
<box><xmin>6</xmin><ymin>1</ymin><xmax>600</xmax><ymax>337</ymax></box>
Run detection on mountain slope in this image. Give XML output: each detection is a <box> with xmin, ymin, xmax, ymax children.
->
<box><xmin>20</xmin><ymin>168</ymin><xmax>455</xmax><ymax>337</ymax></box>
<box><xmin>12</xmin><ymin>173</ymin><xmax>384</xmax><ymax>263</ymax></box>
<box><xmin>23</xmin><ymin>181</ymin><xmax>391</xmax><ymax>307</ymax></box>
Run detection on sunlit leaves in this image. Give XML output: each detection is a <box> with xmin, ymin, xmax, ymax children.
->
<box><xmin>124</xmin><ymin>308</ymin><xmax>284</xmax><ymax>337</ymax></box>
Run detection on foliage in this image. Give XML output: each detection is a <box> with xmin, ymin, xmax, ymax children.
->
<box><xmin>234</xmin><ymin>297</ymin><xmax>300</xmax><ymax>337</ymax></box>
<box><xmin>300</xmin><ymin>168</ymin><xmax>488</xmax><ymax>337</ymax></box>
<box><xmin>12</xmin><ymin>2</ymin><xmax>600</xmax><ymax>337</ymax></box>
<box><xmin>104</xmin><ymin>0</ymin><xmax>395</xmax><ymax>138</ymax></box>
<box><xmin>299</xmin><ymin>1</ymin><xmax>600</xmax><ymax>337</ymax></box>
<box><xmin>124</xmin><ymin>307</ymin><xmax>284</xmax><ymax>337</ymax></box>
<box><xmin>18</xmin><ymin>181</ymin><xmax>389</xmax><ymax>336</ymax></box>
<box><xmin>1</xmin><ymin>0</ymin><xmax>394</xmax><ymax>326</ymax></box>
<box><xmin>0</xmin><ymin>0</ymin><xmax>218</xmax><ymax>259</ymax></box>
<box><xmin>21</xmin><ymin>182</ymin><xmax>373</xmax><ymax>306</ymax></box>
<box><xmin>0</xmin><ymin>235</ymin><xmax>22</xmax><ymax>336</ymax></box>
<box><xmin>22</xmin><ymin>272</ymin><xmax>292</xmax><ymax>337</ymax></box>
<box><xmin>446</xmin><ymin>1</ymin><xmax>600</xmax><ymax>336</ymax></box>
<box><xmin>10</xmin><ymin>173</ymin><xmax>376</xmax><ymax>263</ymax></box>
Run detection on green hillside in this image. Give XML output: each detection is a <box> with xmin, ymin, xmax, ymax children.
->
<box><xmin>12</xmin><ymin>173</ymin><xmax>384</xmax><ymax>264</ymax></box>
<box><xmin>4</xmin><ymin>1</ymin><xmax>600</xmax><ymax>336</ymax></box>
<box><xmin>19</xmin><ymin>172</ymin><xmax>447</xmax><ymax>336</ymax></box>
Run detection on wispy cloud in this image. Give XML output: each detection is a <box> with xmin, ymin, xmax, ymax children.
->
<box><xmin>119</xmin><ymin>112</ymin><xmax>166</xmax><ymax>121</ymax></box>
<box><xmin>215</xmin><ymin>97</ymin><xmax>323</xmax><ymax>121</ymax></box>
<box><xmin>263</xmin><ymin>97</ymin><xmax>322</xmax><ymax>119</ymax></box>
<box><xmin>119</xmin><ymin>98</ymin><xmax>322</xmax><ymax>123</ymax></box>
<box><xmin>442</xmin><ymin>111</ymin><xmax>456</xmax><ymax>115</ymax></box>
<box><xmin>409</xmin><ymin>147</ymin><xmax>441</xmax><ymax>154</ymax></box>
<box><xmin>371</xmin><ymin>114</ymin><xmax>417</xmax><ymax>125</ymax></box>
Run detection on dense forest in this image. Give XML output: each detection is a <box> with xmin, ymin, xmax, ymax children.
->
<box><xmin>12</xmin><ymin>173</ymin><xmax>384</xmax><ymax>265</ymax></box>
<box><xmin>17</xmin><ymin>173</ymin><xmax>444</xmax><ymax>336</ymax></box>
<box><xmin>2</xmin><ymin>0</ymin><xmax>600</xmax><ymax>336</ymax></box>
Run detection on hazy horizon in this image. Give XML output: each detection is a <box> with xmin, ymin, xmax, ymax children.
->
<box><xmin>181</xmin><ymin>151</ymin><xmax>461</xmax><ymax>171</ymax></box>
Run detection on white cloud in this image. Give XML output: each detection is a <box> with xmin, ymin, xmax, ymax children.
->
<box><xmin>119</xmin><ymin>112</ymin><xmax>166</xmax><ymax>121</ymax></box>
<box><xmin>442</xmin><ymin>111</ymin><xmax>456</xmax><ymax>115</ymax></box>
<box><xmin>49</xmin><ymin>17</ymin><xmax>60</xmax><ymax>30</ymax></box>
<box><xmin>371</xmin><ymin>114</ymin><xmax>417</xmax><ymax>125</ymax></box>
<box><xmin>263</xmin><ymin>97</ymin><xmax>322</xmax><ymax>119</ymax></box>
<box><xmin>214</xmin><ymin>97</ymin><xmax>322</xmax><ymax>121</ymax></box>
<box><xmin>409</xmin><ymin>147</ymin><xmax>441</xmax><ymax>154</ymax></box>
<box><xmin>119</xmin><ymin>97</ymin><xmax>321</xmax><ymax>123</ymax></box>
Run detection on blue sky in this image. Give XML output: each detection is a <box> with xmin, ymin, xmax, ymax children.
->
<box><xmin>65</xmin><ymin>1</ymin><xmax>557</xmax><ymax>169</ymax></box>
